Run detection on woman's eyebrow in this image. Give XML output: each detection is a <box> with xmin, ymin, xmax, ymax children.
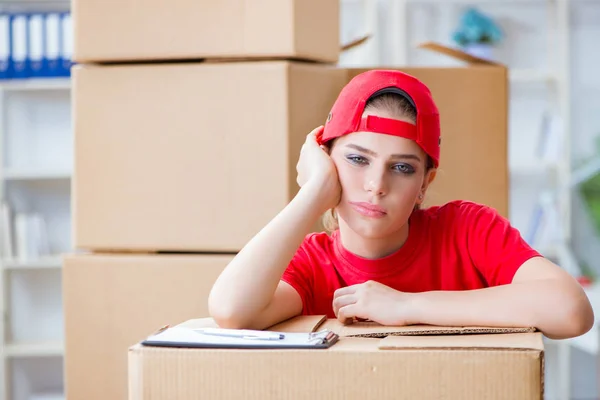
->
<box><xmin>345</xmin><ymin>144</ymin><xmax>422</xmax><ymax>162</ymax></box>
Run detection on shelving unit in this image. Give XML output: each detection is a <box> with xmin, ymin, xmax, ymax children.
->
<box><xmin>0</xmin><ymin>73</ymin><xmax>71</xmax><ymax>400</ymax></box>
<box><xmin>3</xmin><ymin>256</ymin><xmax>62</xmax><ymax>271</ymax></box>
<box><xmin>3</xmin><ymin>171</ymin><xmax>71</xmax><ymax>181</ymax></box>
<box><xmin>0</xmin><ymin>4</ymin><xmax>72</xmax><ymax>396</ymax></box>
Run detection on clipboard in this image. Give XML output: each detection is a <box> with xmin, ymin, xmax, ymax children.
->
<box><xmin>141</xmin><ymin>326</ymin><xmax>339</xmax><ymax>350</ymax></box>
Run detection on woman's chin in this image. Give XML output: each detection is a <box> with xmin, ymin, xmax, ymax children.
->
<box><xmin>345</xmin><ymin>218</ymin><xmax>395</xmax><ymax>239</ymax></box>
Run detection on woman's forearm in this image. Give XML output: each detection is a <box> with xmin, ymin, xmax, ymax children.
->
<box><xmin>409</xmin><ymin>279</ymin><xmax>594</xmax><ymax>339</ymax></box>
<box><xmin>208</xmin><ymin>180</ymin><xmax>327</xmax><ymax>328</ymax></box>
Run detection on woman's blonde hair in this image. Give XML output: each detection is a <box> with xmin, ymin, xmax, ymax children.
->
<box><xmin>321</xmin><ymin>92</ymin><xmax>435</xmax><ymax>232</ymax></box>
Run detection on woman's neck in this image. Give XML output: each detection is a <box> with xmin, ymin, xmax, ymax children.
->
<box><xmin>337</xmin><ymin>220</ymin><xmax>410</xmax><ymax>259</ymax></box>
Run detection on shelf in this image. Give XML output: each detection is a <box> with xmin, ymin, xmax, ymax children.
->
<box><xmin>0</xmin><ymin>78</ymin><xmax>70</xmax><ymax>92</ymax></box>
<box><xmin>3</xmin><ymin>256</ymin><xmax>63</xmax><ymax>270</ymax></box>
<box><xmin>4</xmin><ymin>341</ymin><xmax>63</xmax><ymax>358</ymax></box>
<box><xmin>510</xmin><ymin>161</ymin><xmax>558</xmax><ymax>176</ymax></box>
<box><xmin>510</xmin><ymin>69</ymin><xmax>557</xmax><ymax>83</ymax></box>
<box><xmin>30</xmin><ymin>393</ymin><xmax>65</xmax><ymax>400</ymax></box>
<box><xmin>4</xmin><ymin>169</ymin><xmax>71</xmax><ymax>181</ymax></box>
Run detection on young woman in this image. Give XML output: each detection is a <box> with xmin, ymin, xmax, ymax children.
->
<box><xmin>208</xmin><ymin>70</ymin><xmax>594</xmax><ymax>340</ymax></box>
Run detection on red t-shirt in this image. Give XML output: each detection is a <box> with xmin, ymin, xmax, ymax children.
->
<box><xmin>281</xmin><ymin>200</ymin><xmax>540</xmax><ymax>317</ymax></box>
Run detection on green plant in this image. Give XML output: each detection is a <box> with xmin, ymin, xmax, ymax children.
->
<box><xmin>579</xmin><ymin>167</ymin><xmax>600</xmax><ymax>242</ymax></box>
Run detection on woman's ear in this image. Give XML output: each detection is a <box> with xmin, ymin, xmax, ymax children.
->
<box><xmin>425</xmin><ymin>168</ymin><xmax>437</xmax><ymax>186</ymax></box>
<box><xmin>420</xmin><ymin>168</ymin><xmax>437</xmax><ymax>197</ymax></box>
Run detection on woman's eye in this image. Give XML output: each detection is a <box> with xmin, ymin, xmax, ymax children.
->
<box><xmin>346</xmin><ymin>155</ymin><xmax>367</xmax><ymax>165</ymax></box>
<box><xmin>393</xmin><ymin>164</ymin><xmax>415</xmax><ymax>174</ymax></box>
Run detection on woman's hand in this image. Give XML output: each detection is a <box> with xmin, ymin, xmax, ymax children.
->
<box><xmin>296</xmin><ymin>126</ymin><xmax>341</xmax><ymax>212</ymax></box>
<box><xmin>332</xmin><ymin>280</ymin><xmax>416</xmax><ymax>326</ymax></box>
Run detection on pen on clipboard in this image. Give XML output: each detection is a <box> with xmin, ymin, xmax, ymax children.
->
<box><xmin>196</xmin><ymin>328</ymin><xmax>285</xmax><ymax>341</ymax></box>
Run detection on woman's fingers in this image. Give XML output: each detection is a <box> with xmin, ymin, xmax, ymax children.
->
<box><xmin>337</xmin><ymin>304</ymin><xmax>362</xmax><ymax>324</ymax></box>
<box><xmin>333</xmin><ymin>284</ymin><xmax>359</xmax><ymax>298</ymax></box>
<box><xmin>306</xmin><ymin>125</ymin><xmax>324</xmax><ymax>143</ymax></box>
<box><xmin>332</xmin><ymin>294</ymin><xmax>357</xmax><ymax>317</ymax></box>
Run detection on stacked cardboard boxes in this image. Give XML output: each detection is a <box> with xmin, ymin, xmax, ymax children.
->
<box><xmin>64</xmin><ymin>1</ymin><xmax>534</xmax><ymax>399</ymax></box>
<box><xmin>64</xmin><ymin>1</ymin><xmax>345</xmax><ymax>399</ymax></box>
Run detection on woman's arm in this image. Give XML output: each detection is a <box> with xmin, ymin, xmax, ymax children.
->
<box><xmin>208</xmin><ymin>181</ymin><xmax>329</xmax><ymax>329</ymax></box>
<box><xmin>208</xmin><ymin>127</ymin><xmax>340</xmax><ymax>330</ymax></box>
<box><xmin>409</xmin><ymin>257</ymin><xmax>594</xmax><ymax>339</ymax></box>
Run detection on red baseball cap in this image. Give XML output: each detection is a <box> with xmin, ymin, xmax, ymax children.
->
<box><xmin>319</xmin><ymin>70</ymin><xmax>441</xmax><ymax>168</ymax></box>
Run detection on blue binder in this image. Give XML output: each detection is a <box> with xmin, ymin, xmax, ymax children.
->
<box><xmin>44</xmin><ymin>12</ymin><xmax>61</xmax><ymax>77</ymax></box>
<box><xmin>10</xmin><ymin>13</ymin><xmax>29</xmax><ymax>79</ymax></box>
<box><xmin>0</xmin><ymin>13</ymin><xmax>10</xmax><ymax>79</ymax></box>
<box><xmin>28</xmin><ymin>13</ymin><xmax>45</xmax><ymax>78</ymax></box>
<box><xmin>59</xmin><ymin>12</ymin><xmax>72</xmax><ymax>77</ymax></box>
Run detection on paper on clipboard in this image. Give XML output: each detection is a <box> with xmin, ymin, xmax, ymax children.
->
<box><xmin>141</xmin><ymin>326</ymin><xmax>339</xmax><ymax>349</ymax></box>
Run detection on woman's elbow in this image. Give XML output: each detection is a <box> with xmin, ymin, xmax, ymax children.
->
<box><xmin>566</xmin><ymin>294</ymin><xmax>595</xmax><ymax>337</ymax></box>
<box><xmin>547</xmin><ymin>291</ymin><xmax>595</xmax><ymax>339</ymax></box>
<box><xmin>208</xmin><ymin>290</ymin><xmax>247</xmax><ymax>329</ymax></box>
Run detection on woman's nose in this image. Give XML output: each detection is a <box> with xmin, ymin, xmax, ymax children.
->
<box><xmin>364</xmin><ymin>170</ymin><xmax>387</xmax><ymax>196</ymax></box>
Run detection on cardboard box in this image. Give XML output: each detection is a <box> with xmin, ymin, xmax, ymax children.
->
<box><xmin>63</xmin><ymin>253</ymin><xmax>232</xmax><ymax>400</ymax></box>
<box><xmin>129</xmin><ymin>315</ymin><xmax>544</xmax><ymax>399</ymax></box>
<box><xmin>72</xmin><ymin>0</ymin><xmax>339</xmax><ymax>64</ymax></box>
<box><xmin>73</xmin><ymin>61</ymin><xmax>347</xmax><ymax>252</ymax></box>
<box><xmin>74</xmin><ymin>45</ymin><xmax>508</xmax><ymax>253</ymax></box>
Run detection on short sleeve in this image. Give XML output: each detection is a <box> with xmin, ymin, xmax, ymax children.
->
<box><xmin>463</xmin><ymin>203</ymin><xmax>541</xmax><ymax>286</ymax></box>
<box><xmin>281</xmin><ymin>236</ymin><xmax>316</xmax><ymax>315</ymax></box>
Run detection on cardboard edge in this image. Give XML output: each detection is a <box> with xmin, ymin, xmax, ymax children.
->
<box><xmin>378</xmin><ymin>332</ymin><xmax>545</xmax><ymax>357</ymax></box>
<box><xmin>346</xmin><ymin>326</ymin><xmax>536</xmax><ymax>338</ymax></box>
<box><xmin>321</xmin><ymin>319</ymin><xmax>536</xmax><ymax>338</ymax></box>
<box><xmin>417</xmin><ymin>41</ymin><xmax>505</xmax><ymax>67</ymax></box>
<box><xmin>378</xmin><ymin>345</ymin><xmax>543</xmax><ymax>352</ymax></box>
<box><xmin>378</xmin><ymin>332</ymin><xmax>545</xmax><ymax>352</ymax></box>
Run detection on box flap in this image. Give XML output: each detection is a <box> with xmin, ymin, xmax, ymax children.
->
<box><xmin>173</xmin><ymin>316</ymin><xmax>535</xmax><ymax>338</ymax></box>
<box><xmin>267</xmin><ymin>315</ymin><xmax>327</xmax><ymax>333</ymax></box>
<box><xmin>418</xmin><ymin>41</ymin><xmax>503</xmax><ymax>66</ymax></box>
<box><xmin>340</xmin><ymin>34</ymin><xmax>371</xmax><ymax>52</ymax></box>
<box><xmin>379</xmin><ymin>332</ymin><xmax>544</xmax><ymax>351</ymax></box>
<box><xmin>320</xmin><ymin>319</ymin><xmax>535</xmax><ymax>338</ymax></box>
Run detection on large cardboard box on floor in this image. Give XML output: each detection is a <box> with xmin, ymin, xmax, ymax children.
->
<box><xmin>128</xmin><ymin>315</ymin><xmax>544</xmax><ymax>399</ymax></box>
<box><xmin>72</xmin><ymin>0</ymin><xmax>339</xmax><ymax>63</ymax></box>
<box><xmin>73</xmin><ymin>45</ymin><xmax>508</xmax><ymax>253</ymax></box>
<box><xmin>63</xmin><ymin>253</ymin><xmax>232</xmax><ymax>400</ymax></box>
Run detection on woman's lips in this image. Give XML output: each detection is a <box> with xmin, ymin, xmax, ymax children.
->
<box><xmin>349</xmin><ymin>202</ymin><xmax>387</xmax><ymax>218</ymax></box>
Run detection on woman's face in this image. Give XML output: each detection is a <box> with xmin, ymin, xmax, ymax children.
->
<box><xmin>330</xmin><ymin>113</ymin><xmax>434</xmax><ymax>239</ymax></box>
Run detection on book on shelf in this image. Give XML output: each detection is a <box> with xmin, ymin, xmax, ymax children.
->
<box><xmin>1</xmin><ymin>201</ymin><xmax>14</xmax><ymax>259</ymax></box>
<box><xmin>0</xmin><ymin>201</ymin><xmax>51</xmax><ymax>262</ymax></box>
<box><xmin>14</xmin><ymin>212</ymin><xmax>50</xmax><ymax>261</ymax></box>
